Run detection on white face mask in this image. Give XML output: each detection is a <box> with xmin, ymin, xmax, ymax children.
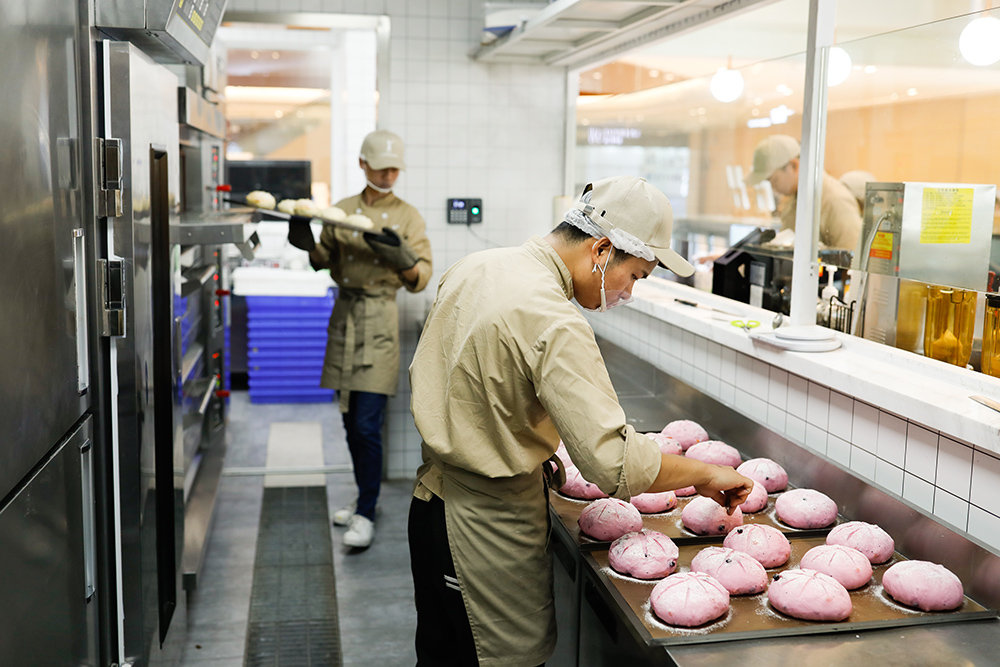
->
<box><xmin>366</xmin><ymin>179</ymin><xmax>392</xmax><ymax>194</ymax></box>
<box><xmin>584</xmin><ymin>243</ymin><xmax>634</xmax><ymax>313</ymax></box>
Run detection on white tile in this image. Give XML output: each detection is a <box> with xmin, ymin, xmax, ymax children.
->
<box><xmin>706</xmin><ymin>375</ymin><xmax>721</xmax><ymax>399</ymax></box>
<box><xmin>827</xmin><ymin>433</ymin><xmax>851</xmax><ymax>466</ymax></box>
<box><xmin>936</xmin><ymin>436</ymin><xmax>973</xmax><ymax>499</ymax></box>
<box><xmin>903</xmin><ymin>473</ymin><xmax>935</xmax><ymax>513</ymax></box>
<box><xmin>735</xmin><ymin>353</ymin><xmax>753</xmax><ymax>388</ymax></box>
<box><xmin>766</xmin><ymin>404</ymin><xmax>786</xmax><ymax>433</ymax></box>
<box><xmin>719</xmin><ymin>382</ymin><xmax>736</xmax><ymax>407</ymax></box>
<box><xmin>785</xmin><ymin>415</ymin><xmax>806</xmax><ymax>445</ymax></box>
<box><xmin>767</xmin><ymin>367</ymin><xmax>788</xmax><ymax>409</ymax></box>
<box><xmin>751</xmin><ymin>359</ymin><xmax>770</xmax><ymax>398</ymax></box>
<box><xmin>750</xmin><ymin>395</ymin><xmax>768</xmax><ymax>423</ymax></box>
<box><xmin>735</xmin><ymin>388</ymin><xmax>754</xmax><ymax>416</ymax></box>
<box><xmin>706</xmin><ymin>341</ymin><xmax>722</xmax><ymax>378</ymax></box>
<box><xmin>694</xmin><ymin>336</ymin><xmax>708</xmax><ymax>372</ymax></box>
<box><xmin>720</xmin><ymin>347</ymin><xmax>737</xmax><ymax>385</ymax></box>
<box><xmin>828</xmin><ymin>390</ymin><xmax>853</xmax><ymax>442</ymax></box>
<box><xmin>786</xmin><ymin>373</ymin><xmax>808</xmax><ymax>420</ymax></box>
<box><xmin>874</xmin><ymin>459</ymin><xmax>904</xmax><ymax>496</ymax></box>
<box><xmin>967</xmin><ymin>506</ymin><xmax>1000</xmax><ymax>553</ymax></box>
<box><xmin>904</xmin><ymin>423</ymin><xmax>938</xmax><ymax>483</ymax></box>
<box><xmin>933</xmin><ymin>489</ymin><xmax>970</xmax><ymax>532</ymax></box>
<box><xmin>851</xmin><ymin>400</ymin><xmax>879</xmax><ymax>453</ymax></box>
<box><xmin>692</xmin><ymin>368</ymin><xmax>708</xmax><ymax>392</ymax></box>
<box><xmin>850</xmin><ymin>446</ymin><xmax>877</xmax><ymax>481</ymax></box>
<box><xmin>680</xmin><ymin>362</ymin><xmax>695</xmax><ymax>385</ymax></box>
<box><xmin>971</xmin><ymin>449</ymin><xmax>1000</xmax><ymax>511</ymax></box>
<box><xmin>876</xmin><ymin>411</ymin><xmax>907</xmax><ymax>468</ymax></box>
<box><xmin>806</xmin><ymin>382</ymin><xmax>830</xmax><ymax>429</ymax></box>
<box><xmin>805</xmin><ymin>423</ymin><xmax>828</xmax><ymax>454</ymax></box>
<box><xmin>682</xmin><ymin>330</ymin><xmax>695</xmax><ymax>362</ymax></box>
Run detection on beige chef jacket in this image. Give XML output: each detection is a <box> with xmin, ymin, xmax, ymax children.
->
<box><xmin>409</xmin><ymin>236</ymin><xmax>662</xmax><ymax>666</ymax></box>
<box><xmin>312</xmin><ymin>192</ymin><xmax>432</xmax><ymax>410</ymax></box>
<box><xmin>779</xmin><ymin>172</ymin><xmax>863</xmax><ymax>250</ymax></box>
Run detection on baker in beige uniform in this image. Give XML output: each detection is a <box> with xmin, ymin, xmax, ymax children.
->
<box><xmin>407</xmin><ymin>176</ymin><xmax>754</xmax><ymax>666</ymax></box>
<box><xmin>296</xmin><ymin>130</ymin><xmax>432</xmax><ymax>548</ymax></box>
<box><xmin>745</xmin><ymin>134</ymin><xmax>862</xmax><ymax>251</ymax></box>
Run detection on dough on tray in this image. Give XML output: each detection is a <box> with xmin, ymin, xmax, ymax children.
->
<box><xmin>739</xmin><ymin>481</ymin><xmax>769</xmax><ymax>513</ymax></box>
<box><xmin>672</xmin><ymin>485</ymin><xmax>697</xmax><ymax>497</ymax></box>
<box><xmin>608</xmin><ymin>529</ymin><xmax>679</xmax><ymax>580</ymax></box>
<box><xmin>578</xmin><ymin>498</ymin><xmax>643</xmax><ymax>541</ymax></box>
<box><xmin>645</xmin><ymin>432</ymin><xmax>682</xmax><ymax>456</ymax></box>
<box><xmin>560</xmin><ymin>465</ymin><xmax>607</xmax><ymax>501</ymax></box>
<box><xmin>882</xmin><ymin>560</ymin><xmax>964</xmax><ymax>612</ymax></box>
<box><xmin>276</xmin><ymin>199</ymin><xmax>298</xmax><ymax>215</ymax></box>
<box><xmin>245</xmin><ymin>190</ymin><xmax>276</xmax><ymax>210</ymax></box>
<box><xmin>660</xmin><ymin>420</ymin><xmax>709</xmax><ymax>451</ymax></box>
<box><xmin>825</xmin><ymin>521</ymin><xmax>895</xmax><ymax>564</ymax></box>
<box><xmin>650</xmin><ymin>572</ymin><xmax>730</xmax><ymax>627</ymax></box>
<box><xmin>630</xmin><ymin>491</ymin><xmax>677</xmax><ymax>514</ymax></box>
<box><xmin>736</xmin><ymin>458</ymin><xmax>789</xmax><ymax>493</ymax></box>
<box><xmin>799</xmin><ymin>544</ymin><xmax>872</xmax><ymax>590</ymax></box>
<box><xmin>321</xmin><ymin>206</ymin><xmax>347</xmax><ymax>222</ymax></box>
<box><xmin>294</xmin><ymin>199</ymin><xmax>321</xmax><ymax>217</ymax></box>
<box><xmin>685</xmin><ymin>440</ymin><xmax>742</xmax><ymax>468</ymax></box>
<box><xmin>681</xmin><ymin>496</ymin><xmax>743</xmax><ymax>536</ymax></box>
<box><xmin>775</xmin><ymin>489</ymin><xmax>838</xmax><ymax>529</ymax></box>
<box><xmin>690</xmin><ymin>546</ymin><xmax>768</xmax><ymax>595</ymax></box>
<box><xmin>768</xmin><ymin>568</ymin><xmax>852</xmax><ymax>622</ymax></box>
<box><xmin>345</xmin><ymin>213</ymin><xmax>375</xmax><ymax>230</ymax></box>
<box><xmin>724</xmin><ymin>524</ymin><xmax>791</xmax><ymax>568</ymax></box>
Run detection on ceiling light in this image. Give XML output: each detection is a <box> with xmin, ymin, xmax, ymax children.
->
<box><xmin>960</xmin><ymin>16</ymin><xmax>1000</xmax><ymax>66</ymax></box>
<box><xmin>592</xmin><ymin>71</ymin><xmax>603</xmax><ymax>80</ymax></box>
<box><xmin>770</xmin><ymin>105</ymin><xmax>793</xmax><ymax>125</ymax></box>
<box><xmin>710</xmin><ymin>67</ymin><xmax>744</xmax><ymax>103</ymax></box>
<box><xmin>271</xmin><ymin>51</ymin><xmax>280</xmax><ymax>60</ymax></box>
<box><xmin>776</xmin><ymin>84</ymin><xmax>792</xmax><ymax>96</ymax></box>
<box><xmin>827</xmin><ymin>46</ymin><xmax>852</xmax><ymax>86</ymax></box>
<box><xmin>251</xmin><ymin>51</ymin><xmax>259</xmax><ymax>59</ymax></box>
<box><xmin>889</xmin><ymin>92</ymin><xmax>899</xmax><ymax>101</ymax></box>
<box><xmin>581</xmin><ymin>119</ymin><xmax>590</xmax><ymax>126</ymax></box>
<box><xmin>274</xmin><ymin>110</ymin><xmax>284</xmax><ymax>118</ymax></box>
<box><xmin>907</xmin><ymin>88</ymin><xmax>918</xmax><ymax>96</ymax></box>
<box><xmin>864</xmin><ymin>65</ymin><xmax>877</xmax><ymax>74</ymax></box>
<box><xmin>753</xmin><ymin>97</ymin><xmax>763</xmax><ymax>105</ymax></box>
<box><xmin>665</xmin><ymin>73</ymin><xmax>675</xmax><ymax>81</ymax></box>
<box><xmin>751</xmin><ymin>108</ymin><xmax>760</xmax><ymax>117</ymax></box>
<box><xmin>649</xmin><ymin>69</ymin><xmax>660</xmax><ymax>78</ymax></box>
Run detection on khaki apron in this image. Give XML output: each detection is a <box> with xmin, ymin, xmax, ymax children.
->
<box><xmin>432</xmin><ymin>461</ymin><xmax>558</xmax><ymax>667</ymax></box>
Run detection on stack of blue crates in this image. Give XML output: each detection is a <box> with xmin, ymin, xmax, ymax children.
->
<box><xmin>246</xmin><ymin>289</ymin><xmax>337</xmax><ymax>404</ymax></box>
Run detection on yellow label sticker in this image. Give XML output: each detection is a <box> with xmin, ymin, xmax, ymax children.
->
<box><xmin>190</xmin><ymin>9</ymin><xmax>204</xmax><ymax>30</ymax></box>
<box><xmin>869</xmin><ymin>231</ymin><xmax>894</xmax><ymax>260</ymax></box>
<box><xmin>920</xmin><ymin>187</ymin><xmax>973</xmax><ymax>244</ymax></box>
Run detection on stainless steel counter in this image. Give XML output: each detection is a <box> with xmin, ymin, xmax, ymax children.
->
<box><xmin>548</xmin><ymin>336</ymin><xmax>1000</xmax><ymax>667</ymax></box>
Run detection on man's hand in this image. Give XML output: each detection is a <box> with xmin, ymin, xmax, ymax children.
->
<box><xmin>363</xmin><ymin>227</ymin><xmax>420</xmax><ymax>272</ymax></box>
<box><xmin>287</xmin><ymin>217</ymin><xmax>316</xmax><ymax>251</ymax></box>
<box><xmin>694</xmin><ymin>465</ymin><xmax>755</xmax><ymax>515</ymax></box>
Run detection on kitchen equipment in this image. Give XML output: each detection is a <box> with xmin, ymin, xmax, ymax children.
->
<box><xmin>924</xmin><ymin>285</ymin><xmax>977</xmax><ymax>367</ymax></box>
<box><xmin>225</xmin><ymin>197</ymin><xmax>377</xmax><ymax>234</ymax></box>
<box><xmin>749</xmin><ymin>326</ymin><xmax>842</xmax><ymax>352</ymax></box>
<box><xmin>982</xmin><ymin>294</ymin><xmax>1000</xmax><ymax>378</ymax></box>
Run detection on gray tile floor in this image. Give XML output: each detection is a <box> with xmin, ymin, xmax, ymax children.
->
<box><xmin>180</xmin><ymin>393</ymin><xmax>417</xmax><ymax>667</ymax></box>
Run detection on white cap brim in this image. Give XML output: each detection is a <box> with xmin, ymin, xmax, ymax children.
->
<box><xmin>652</xmin><ymin>246</ymin><xmax>695</xmax><ymax>277</ymax></box>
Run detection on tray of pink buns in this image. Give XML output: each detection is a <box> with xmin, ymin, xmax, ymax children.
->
<box><xmin>582</xmin><ymin>524</ymin><xmax>993</xmax><ymax>647</ymax></box>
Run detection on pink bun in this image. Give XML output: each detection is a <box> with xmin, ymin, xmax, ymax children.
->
<box><xmin>690</xmin><ymin>547</ymin><xmax>768</xmax><ymax>595</ymax></box>
<box><xmin>578</xmin><ymin>498</ymin><xmax>643</xmax><ymax>541</ymax></box>
<box><xmin>661</xmin><ymin>420</ymin><xmax>709</xmax><ymax>451</ymax></box>
<box><xmin>630</xmin><ymin>491</ymin><xmax>677</xmax><ymax>514</ymax></box>
<box><xmin>826</xmin><ymin>521</ymin><xmax>895</xmax><ymax>564</ymax></box>
<box><xmin>685</xmin><ymin>440</ymin><xmax>742</xmax><ymax>468</ymax></box>
<box><xmin>775</xmin><ymin>489</ymin><xmax>838</xmax><ymax>529</ymax></box>
<box><xmin>673</xmin><ymin>485</ymin><xmax>697</xmax><ymax>497</ymax></box>
<box><xmin>650</xmin><ymin>572</ymin><xmax>730</xmax><ymax>627</ymax></box>
<box><xmin>723</xmin><ymin>524</ymin><xmax>791</xmax><ymax>568</ymax></box>
<box><xmin>644</xmin><ymin>432</ymin><xmax>683</xmax><ymax>457</ymax></box>
<box><xmin>736</xmin><ymin>458</ymin><xmax>788</xmax><ymax>493</ymax></box>
<box><xmin>768</xmin><ymin>568</ymin><xmax>852</xmax><ymax>622</ymax></box>
<box><xmin>681</xmin><ymin>496</ymin><xmax>743</xmax><ymax>536</ymax></box>
<box><xmin>560</xmin><ymin>465</ymin><xmax>608</xmax><ymax>500</ymax></box>
<box><xmin>882</xmin><ymin>560</ymin><xmax>964</xmax><ymax>611</ymax></box>
<box><xmin>739</xmin><ymin>481</ymin><xmax>769</xmax><ymax>513</ymax></box>
<box><xmin>800</xmin><ymin>545</ymin><xmax>872</xmax><ymax>590</ymax></box>
<box><xmin>555</xmin><ymin>441</ymin><xmax>572</xmax><ymax>468</ymax></box>
<box><xmin>608</xmin><ymin>529</ymin><xmax>679</xmax><ymax>580</ymax></box>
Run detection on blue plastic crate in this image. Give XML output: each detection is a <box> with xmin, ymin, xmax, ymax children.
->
<box><xmin>245</xmin><ymin>292</ymin><xmax>336</xmax><ymax>310</ymax></box>
<box><xmin>249</xmin><ymin>387</ymin><xmax>335</xmax><ymax>404</ymax></box>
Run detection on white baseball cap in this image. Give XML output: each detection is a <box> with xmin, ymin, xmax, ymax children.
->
<box><xmin>576</xmin><ymin>176</ymin><xmax>695</xmax><ymax>277</ymax></box>
<box><xmin>360</xmin><ymin>130</ymin><xmax>406</xmax><ymax>170</ymax></box>
<box><xmin>744</xmin><ymin>135</ymin><xmax>800</xmax><ymax>186</ymax></box>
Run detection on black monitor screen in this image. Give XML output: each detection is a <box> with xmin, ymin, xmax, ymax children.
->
<box><xmin>226</xmin><ymin>159</ymin><xmax>312</xmax><ymax>202</ymax></box>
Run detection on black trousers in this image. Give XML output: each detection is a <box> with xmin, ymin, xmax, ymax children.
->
<box><xmin>408</xmin><ymin>494</ymin><xmax>546</xmax><ymax>667</ymax></box>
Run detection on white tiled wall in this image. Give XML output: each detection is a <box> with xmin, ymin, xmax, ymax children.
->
<box><xmin>224</xmin><ymin>0</ymin><xmax>569</xmax><ymax>477</ymax></box>
<box><xmin>589</xmin><ymin>306</ymin><xmax>1000</xmax><ymax>557</ymax></box>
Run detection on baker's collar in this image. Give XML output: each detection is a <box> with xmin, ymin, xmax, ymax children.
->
<box><xmin>524</xmin><ymin>236</ymin><xmax>574</xmax><ymax>300</ymax></box>
<box><xmin>359</xmin><ymin>190</ymin><xmax>398</xmax><ymax>208</ymax></box>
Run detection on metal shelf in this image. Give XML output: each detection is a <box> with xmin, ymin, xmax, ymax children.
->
<box><xmin>472</xmin><ymin>0</ymin><xmax>766</xmax><ymax>69</ymax></box>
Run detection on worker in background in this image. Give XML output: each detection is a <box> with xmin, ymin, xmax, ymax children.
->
<box><xmin>840</xmin><ymin>170</ymin><xmax>877</xmax><ymax>214</ymax></box>
<box><xmin>407</xmin><ymin>176</ymin><xmax>754</xmax><ymax>666</ymax></box>
<box><xmin>744</xmin><ymin>135</ymin><xmax>862</xmax><ymax>251</ymax></box>
<box><xmin>292</xmin><ymin>130</ymin><xmax>433</xmax><ymax>549</ymax></box>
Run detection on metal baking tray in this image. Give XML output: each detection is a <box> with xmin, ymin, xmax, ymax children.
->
<box><xmin>583</xmin><ymin>535</ymin><xmax>996</xmax><ymax>647</ymax></box>
<box><xmin>549</xmin><ymin>489</ymin><xmax>836</xmax><ymax>550</ymax></box>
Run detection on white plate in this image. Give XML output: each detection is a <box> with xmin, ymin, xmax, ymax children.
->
<box><xmin>773</xmin><ymin>325</ymin><xmax>838</xmax><ymax>342</ymax></box>
<box><xmin>749</xmin><ymin>331</ymin><xmax>841</xmax><ymax>352</ymax></box>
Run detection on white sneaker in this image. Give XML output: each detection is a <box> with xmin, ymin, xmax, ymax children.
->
<box><xmin>343</xmin><ymin>514</ymin><xmax>375</xmax><ymax>548</ymax></box>
<box><xmin>332</xmin><ymin>502</ymin><xmax>357</xmax><ymax>526</ymax></box>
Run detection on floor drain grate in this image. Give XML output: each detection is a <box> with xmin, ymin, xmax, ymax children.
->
<box><xmin>245</xmin><ymin>486</ymin><xmax>342</xmax><ymax>666</ymax></box>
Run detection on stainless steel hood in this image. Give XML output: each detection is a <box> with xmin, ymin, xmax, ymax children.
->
<box><xmin>96</xmin><ymin>0</ymin><xmax>228</xmax><ymax>65</ymax></box>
